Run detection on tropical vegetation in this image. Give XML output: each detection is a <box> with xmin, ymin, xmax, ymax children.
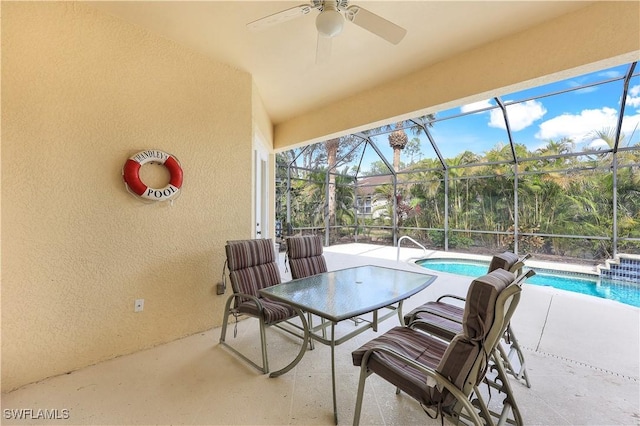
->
<box><xmin>276</xmin><ymin>135</ymin><xmax>640</xmax><ymax>263</ymax></box>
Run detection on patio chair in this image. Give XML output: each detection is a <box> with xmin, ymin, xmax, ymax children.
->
<box><xmin>286</xmin><ymin>234</ymin><xmax>328</xmax><ymax>340</ymax></box>
<box><xmin>404</xmin><ymin>251</ymin><xmax>532</xmax><ymax>388</ymax></box>
<box><xmin>219</xmin><ymin>238</ymin><xmax>307</xmax><ymax>374</ymax></box>
<box><xmin>352</xmin><ymin>268</ymin><xmax>527</xmax><ymax>426</ymax></box>
<box><xmin>286</xmin><ymin>234</ymin><xmax>327</xmax><ymax>280</ymax></box>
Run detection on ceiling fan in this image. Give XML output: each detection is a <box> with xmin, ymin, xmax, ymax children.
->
<box><xmin>247</xmin><ymin>0</ymin><xmax>407</xmax><ymax>62</ymax></box>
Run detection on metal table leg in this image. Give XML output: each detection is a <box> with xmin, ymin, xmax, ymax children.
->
<box><xmin>330</xmin><ymin>322</ymin><xmax>338</xmax><ymax>425</ymax></box>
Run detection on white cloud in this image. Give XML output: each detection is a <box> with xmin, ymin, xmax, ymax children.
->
<box><xmin>489</xmin><ymin>100</ymin><xmax>546</xmax><ymax>132</ymax></box>
<box><xmin>626</xmin><ymin>85</ymin><xmax>640</xmax><ymax>108</ymax></box>
<box><xmin>621</xmin><ymin>112</ymin><xmax>640</xmax><ymax>144</ymax></box>
<box><xmin>535</xmin><ymin>107</ymin><xmax>618</xmax><ymax>141</ymax></box>
<box><xmin>460</xmin><ymin>99</ymin><xmax>493</xmax><ymax>113</ymax></box>
<box><xmin>574</xmin><ymin>86</ymin><xmax>598</xmax><ymax>95</ymax></box>
<box><xmin>599</xmin><ymin>70</ymin><xmax>623</xmax><ymax>79</ymax></box>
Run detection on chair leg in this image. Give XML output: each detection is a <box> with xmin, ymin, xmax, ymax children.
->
<box><xmin>505</xmin><ymin>325</ymin><xmax>531</xmax><ymax>388</ymax></box>
<box><xmin>352</xmin><ymin>365</ymin><xmax>371</xmax><ymax>426</ymax></box>
<box><xmin>492</xmin><ymin>351</ymin><xmax>524</xmax><ymax>426</ymax></box>
<box><xmin>476</xmin><ymin>349</ymin><xmax>524</xmax><ymax>426</ymax></box>
<box><xmin>470</xmin><ymin>385</ymin><xmax>496</xmax><ymax>425</ymax></box>
<box><xmin>219</xmin><ymin>295</ymin><xmax>235</xmax><ymax>344</ymax></box>
<box><xmin>218</xmin><ymin>296</ymin><xmax>270</xmax><ymax>374</ymax></box>
<box><xmin>499</xmin><ymin>325</ymin><xmax>531</xmax><ymax>388</ymax></box>
<box><xmin>258</xmin><ymin>316</ymin><xmax>269</xmax><ymax>374</ymax></box>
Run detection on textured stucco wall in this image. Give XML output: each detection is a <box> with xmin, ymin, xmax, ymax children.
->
<box><xmin>1</xmin><ymin>2</ymin><xmax>255</xmax><ymax>391</ymax></box>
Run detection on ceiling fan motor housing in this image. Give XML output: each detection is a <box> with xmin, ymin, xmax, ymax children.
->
<box><xmin>316</xmin><ymin>2</ymin><xmax>345</xmax><ymax>37</ymax></box>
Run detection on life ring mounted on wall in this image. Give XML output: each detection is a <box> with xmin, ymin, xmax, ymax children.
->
<box><xmin>123</xmin><ymin>150</ymin><xmax>183</xmax><ymax>201</ymax></box>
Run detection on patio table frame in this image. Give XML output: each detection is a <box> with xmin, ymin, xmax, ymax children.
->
<box><xmin>259</xmin><ymin>265</ymin><xmax>436</xmax><ymax>424</ymax></box>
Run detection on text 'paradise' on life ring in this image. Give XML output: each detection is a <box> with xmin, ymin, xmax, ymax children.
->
<box><xmin>122</xmin><ymin>150</ymin><xmax>183</xmax><ymax>201</ymax></box>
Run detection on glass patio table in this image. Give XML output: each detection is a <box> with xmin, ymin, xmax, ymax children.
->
<box><xmin>259</xmin><ymin>265</ymin><xmax>437</xmax><ymax>424</ymax></box>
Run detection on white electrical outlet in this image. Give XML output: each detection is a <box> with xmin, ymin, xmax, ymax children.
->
<box><xmin>134</xmin><ymin>299</ymin><xmax>144</xmax><ymax>312</ymax></box>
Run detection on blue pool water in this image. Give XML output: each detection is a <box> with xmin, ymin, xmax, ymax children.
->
<box><xmin>415</xmin><ymin>259</ymin><xmax>640</xmax><ymax>308</ymax></box>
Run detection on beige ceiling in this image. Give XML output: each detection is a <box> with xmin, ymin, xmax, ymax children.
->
<box><xmin>89</xmin><ymin>1</ymin><xmax>596</xmax><ymax>127</ymax></box>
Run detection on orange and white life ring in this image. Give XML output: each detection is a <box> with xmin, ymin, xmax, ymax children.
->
<box><xmin>123</xmin><ymin>150</ymin><xmax>183</xmax><ymax>201</ymax></box>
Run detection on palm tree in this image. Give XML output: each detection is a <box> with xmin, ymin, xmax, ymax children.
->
<box><xmin>447</xmin><ymin>151</ymin><xmax>480</xmax><ymax>229</ymax></box>
<box><xmin>322</xmin><ymin>136</ymin><xmax>362</xmax><ymax>238</ymax></box>
<box><xmin>587</xmin><ymin>127</ymin><xmax>619</xmax><ymax>149</ymax></box>
<box><xmin>405</xmin><ymin>161</ymin><xmax>444</xmax><ymax>229</ymax></box>
<box><xmin>534</xmin><ymin>138</ymin><xmax>579</xmax><ymax>190</ymax></box>
<box><xmin>325</xmin><ymin>138</ymin><xmax>339</xmax><ymax>231</ymax></box>
<box><xmin>388</xmin><ymin>122</ymin><xmax>409</xmax><ymax>171</ymax></box>
<box><xmin>385</xmin><ymin>115</ymin><xmax>436</xmax><ymax>172</ymax></box>
<box><xmin>536</xmin><ymin>137</ymin><xmax>575</xmax><ymax>157</ymax></box>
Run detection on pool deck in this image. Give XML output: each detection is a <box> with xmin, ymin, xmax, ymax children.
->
<box><xmin>2</xmin><ymin>243</ymin><xmax>639</xmax><ymax>425</ymax></box>
<box><xmin>320</xmin><ymin>244</ymin><xmax>640</xmax><ymax>423</ymax></box>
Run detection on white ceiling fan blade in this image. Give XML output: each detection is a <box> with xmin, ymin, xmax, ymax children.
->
<box><xmin>345</xmin><ymin>5</ymin><xmax>407</xmax><ymax>45</ymax></box>
<box><xmin>316</xmin><ymin>34</ymin><xmax>332</xmax><ymax>64</ymax></box>
<box><xmin>247</xmin><ymin>4</ymin><xmax>314</xmax><ymax>31</ymax></box>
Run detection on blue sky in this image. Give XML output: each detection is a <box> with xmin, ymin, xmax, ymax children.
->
<box><xmin>358</xmin><ymin>62</ymin><xmax>640</xmax><ymax>171</ymax></box>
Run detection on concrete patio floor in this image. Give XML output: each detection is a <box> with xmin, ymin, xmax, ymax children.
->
<box><xmin>2</xmin><ymin>243</ymin><xmax>639</xmax><ymax>425</ymax></box>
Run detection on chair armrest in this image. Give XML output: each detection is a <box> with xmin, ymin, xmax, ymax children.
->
<box><xmin>509</xmin><ymin>253</ymin><xmax>532</xmax><ymax>274</ymax></box>
<box><xmin>407</xmin><ymin>318</ymin><xmax>460</xmax><ymax>343</ymax></box>
<box><xmin>509</xmin><ymin>261</ymin><xmax>524</xmax><ymax>273</ymax></box>
<box><xmin>436</xmin><ymin>294</ymin><xmax>466</xmax><ymax>304</ymax></box>
<box><xmin>406</xmin><ymin>308</ymin><xmax>463</xmax><ymax>326</ymax></box>
<box><xmin>225</xmin><ymin>292</ymin><xmax>266</xmax><ymax>315</ymax></box>
<box><xmin>518</xmin><ymin>269</ymin><xmax>536</xmax><ymax>281</ymax></box>
<box><xmin>408</xmin><ymin>312</ymin><xmax>463</xmax><ymax>328</ymax></box>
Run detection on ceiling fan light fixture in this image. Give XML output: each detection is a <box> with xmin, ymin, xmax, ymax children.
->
<box><xmin>316</xmin><ymin>9</ymin><xmax>344</xmax><ymax>37</ymax></box>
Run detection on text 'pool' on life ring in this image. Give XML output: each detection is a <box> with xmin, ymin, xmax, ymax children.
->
<box><xmin>122</xmin><ymin>150</ymin><xmax>183</xmax><ymax>201</ymax></box>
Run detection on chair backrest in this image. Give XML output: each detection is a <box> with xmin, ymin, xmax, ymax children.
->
<box><xmin>225</xmin><ymin>239</ymin><xmax>281</xmax><ymax>299</ymax></box>
<box><xmin>488</xmin><ymin>251</ymin><xmax>529</xmax><ymax>276</ymax></box>
<box><xmin>286</xmin><ymin>235</ymin><xmax>327</xmax><ymax>279</ymax></box>
<box><xmin>435</xmin><ymin>268</ymin><xmax>520</xmax><ymax>406</ymax></box>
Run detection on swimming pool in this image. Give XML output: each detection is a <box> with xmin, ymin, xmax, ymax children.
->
<box><xmin>415</xmin><ymin>259</ymin><xmax>640</xmax><ymax>308</ymax></box>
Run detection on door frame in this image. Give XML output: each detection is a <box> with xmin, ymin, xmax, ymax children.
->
<box><xmin>253</xmin><ymin>132</ymin><xmax>270</xmax><ymax>240</ymax></box>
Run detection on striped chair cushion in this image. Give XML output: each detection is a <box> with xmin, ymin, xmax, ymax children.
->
<box><xmin>226</xmin><ymin>239</ymin><xmax>276</xmax><ymax>271</ymax></box>
<box><xmin>436</xmin><ymin>267</ymin><xmax>513</xmax><ymax>403</ymax></box>
<box><xmin>289</xmin><ymin>257</ymin><xmax>328</xmax><ymax>280</ymax></box>
<box><xmin>352</xmin><ymin>268</ymin><xmax>516</xmax><ymax>410</ymax></box>
<box><xmin>404</xmin><ymin>300</ymin><xmax>463</xmax><ymax>325</ymax></box>
<box><xmin>462</xmin><ymin>269</ymin><xmax>514</xmax><ymax>341</ymax></box>
<box><xmin>488</xmin><ymin>251</ymin><xmax>519</xmax><ymax>273</ymax></box>
<box><xmin>226</xmin><ymin>239</ymin><xmax>282</xmax><ymax>306</ymax></box>
<box><xmin>237</xmin><ymin>299</ymin><xmax>295</xmax><ymax>324</ymax></box>
<box><xmin>351</xmin><ymin>326</ymin><xmax>448</xmax><ymax>407</ymax></box>
<box><xmin>229</xmin><ymin>262</ymin><xmax>281</xmax><ymax>296</ymax></box>
<box><xmin>224</xmin><ymin>239</ymin><xmax>294</xmax><ymax>325</ymax></box>
<box><xmin>435</xmin><ymin>334</ymin><xmax>481</xmax><ymax>406</ymax></box>
<box><xmin>287</xmin><ymin>235</ymin><xmax>327</xmax><ymax>279</ymax></box>
<box><xmin>287</xmin><ymin>235</ymin><xmax>323</xmax><ymax>258</ymax></box>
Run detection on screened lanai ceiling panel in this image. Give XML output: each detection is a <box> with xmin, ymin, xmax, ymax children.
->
<box><xmin>364</xmin><ymin>131</ymin><xmax>433</xmax><ymax>175</ymax></box>
<box><xmin>620</xmin><ymin>72</ymin><xmax>640</xmax><ymax>157</ymax></box>
<box><xmin>358</xmin><ymin>134</ymin><xmax>394</xmax><ymax>176</ymax></box>
<box><xmin>506</xmin><ymin>64</ymin><xmax>628</xmax><ymax>158</ymax></box>
<box><xmin>282</xmin><ymin>63</ymin><xmax>640</xmax><ymax>177</ymax></box>
<box><xmin>283</xmin><ymin>145</ymin><xmax>325</xmax><ymax>175</ymax></box>
<box><xmin>430</xmin><ymin>104</ymin><xmax>513</xmax><ymax>166</ymax></box>
<box><xmin>331</xmin><ymin>137</ymin><xmax>367</xmax><ymax>177</ymax></box>
<box><xmin>367</xmin><ymin>135</ymin><xmax>394</xmax><ymax>173</ymax></box>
